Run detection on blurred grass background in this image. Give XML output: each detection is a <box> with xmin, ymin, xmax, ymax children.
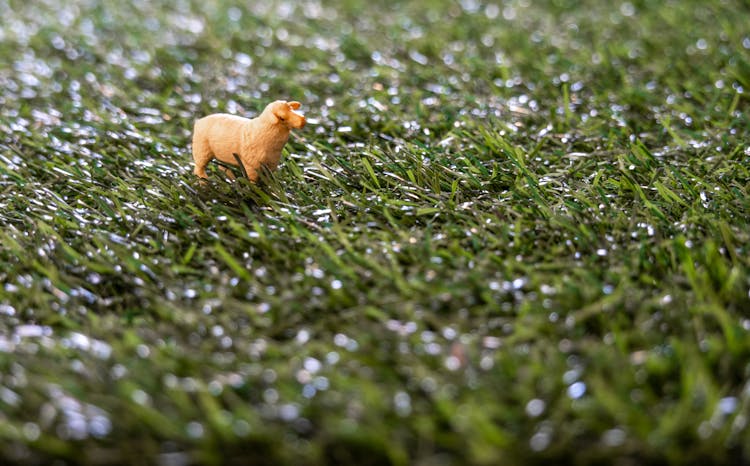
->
<box><xmin>1</xmin><ymin>0</ymin><xmax>749</xmax><ymax>464</ymax></box>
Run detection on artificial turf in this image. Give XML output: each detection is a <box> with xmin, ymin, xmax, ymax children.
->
<box><xmin>1</xmin><ymin>0</ymin><xmax>749</xmax><ymax>464</ymax></box>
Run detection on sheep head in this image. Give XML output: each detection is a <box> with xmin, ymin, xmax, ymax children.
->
<box><xmin>266</xmin><ymin>100</ymin><xmax>306</xmax><ymax>129</ymax></box>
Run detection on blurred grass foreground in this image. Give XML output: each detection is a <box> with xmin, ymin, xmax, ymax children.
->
<box><xmin>1</xmin><ymin>0</ymin><xmax>750</xmax><ymax>464</ymax></box>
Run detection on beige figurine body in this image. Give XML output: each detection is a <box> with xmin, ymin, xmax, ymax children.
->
<box><xmin>192</xmin><ymin>100</ymin><xmax>306</xmax><ymax>181</ymax></box>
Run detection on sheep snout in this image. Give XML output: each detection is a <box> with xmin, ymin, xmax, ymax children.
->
<box><xmin>291</xmin><ymin>113</ymin><xmax>306</xmax><ymax>129</ymax></box>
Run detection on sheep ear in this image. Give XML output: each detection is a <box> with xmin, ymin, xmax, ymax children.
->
<box><xmin>288</xmin><ymin>101</ymin><xmax>301</xmax><ymax>110</ymax></box>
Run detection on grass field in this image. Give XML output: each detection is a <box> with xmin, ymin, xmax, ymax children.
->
<box><xmin>1</xmin><ymin>0</ymin><xmax>750</xmax><ymax>464</ymax></box>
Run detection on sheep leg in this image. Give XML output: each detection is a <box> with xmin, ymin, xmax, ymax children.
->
<box><xmin>244</xmin><ymin>166</ymin><xmax>260</xmax><ymax>183</ymax></box>
<box><xmin>191</xmin><ymin>134</ymin><xmax>213</xmax><ymax>179</ymax></box>
<box><xmin>218</xmin><ymin>165</ymin><xmax>237</xmax><ymax>180</ymax></box>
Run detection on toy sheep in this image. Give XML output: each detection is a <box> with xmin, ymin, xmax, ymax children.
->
<box><xmin>192</xmin><ymin>100</ymin><xmax>306</xmax><ymax>181</ymax></box>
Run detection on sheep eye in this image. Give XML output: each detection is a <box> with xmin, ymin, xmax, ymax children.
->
<box><xmin>279</xmin><ymin>116</ymin><xmax>286</xmax><ymax>121</ymax></box>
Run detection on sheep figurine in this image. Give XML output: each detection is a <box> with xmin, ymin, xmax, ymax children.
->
<box><xmin>191</xmin><ymin>100</ymin><xmax>306</xmax><ymax>181</ymax></box>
